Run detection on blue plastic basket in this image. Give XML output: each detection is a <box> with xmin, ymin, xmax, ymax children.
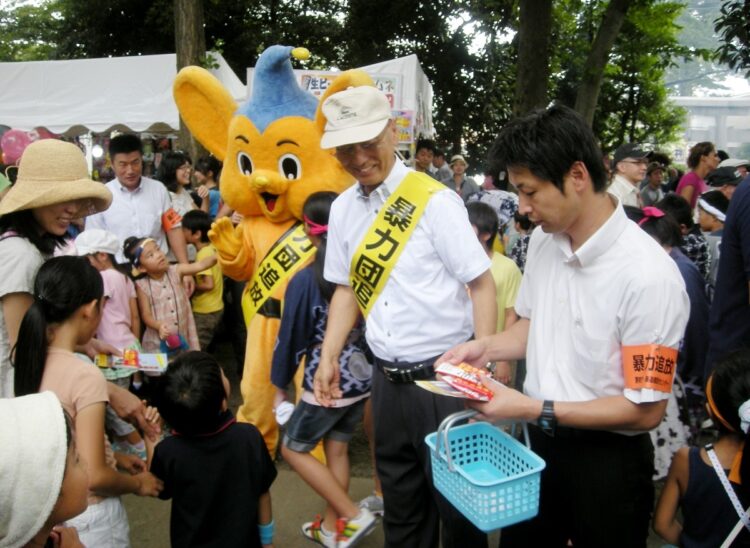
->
<box><xmin>425</xmin><ymin>410</ymin><xmax>546</xmax><ymax>532</ymax></box>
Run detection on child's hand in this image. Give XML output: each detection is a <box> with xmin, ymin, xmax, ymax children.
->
<box><xmin>50</xmin><ymin>525</ymin><xmax>84</xmax><ymax>548</ymax></box>
<box><xmin>135</xmin><ymin>471</ymin><xmax>164</xmax><ymax>497</ymax></box>
<box><xmin>158</xmin><ymin>323</ymin><xmax>172</xmax><ymax>340</ymax></box>
<box><xmin>144</xmin><ymin>403</ymin><xmax>162</xmax><ymax>428</ymax></box>
<box><xmin>197</xmin><ymin>185</ymin><xmax>209</xmax><ymax>200</ymax></box>
<box><xmin>493</xmin><ymin>361</ymin><xmax>512</xmax><ymax>385</ymax></box>
<box><xmin>273</xmin><ymin>389</ymin><xmax>287</xmax><ymax>411</ymax></box>
<box><xmin>115</xmin><ymin>452</ymin><xmax>147</xmax><ymax>475</ymax></box>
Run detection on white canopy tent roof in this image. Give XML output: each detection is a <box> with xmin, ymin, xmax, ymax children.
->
<box><xmin>0</xmin><ymin>52</ymin><xmax>245</xmax><ymax>136</ymax></box>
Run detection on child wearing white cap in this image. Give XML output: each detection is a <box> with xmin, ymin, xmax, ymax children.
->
<box><xmin>75</xmin><ymin>229</ymin><xmax>147</xmax><ymax>461</ymax></box>
<box><xmin>0</xmin><ymin>391</ymin><xmax>88</xmax><ymax>548</ymax></box>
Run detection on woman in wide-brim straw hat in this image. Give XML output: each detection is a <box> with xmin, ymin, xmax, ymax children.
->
<box><xmin>0</xmin><ymin>139</ymin><xmax>112</xmax><ymax>398</ymax></box>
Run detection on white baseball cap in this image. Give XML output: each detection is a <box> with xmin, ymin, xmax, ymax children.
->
<box><xmin>74</xmin><ymin>228</ymin><xmax>121</xmax><ymax>256</ymax></box>
<box><xmin>320</xmin><ymin>86</ymin><xmax>391</xmax><ymax>150</ymax></box>
<box><xmin>718</xmin><ymin>158</ymin><xmax>749</xmax><ymax>169</ymax></box>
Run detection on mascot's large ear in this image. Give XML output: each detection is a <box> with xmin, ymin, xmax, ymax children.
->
<box><xmin>173</xmin><ymin>66</ymin><xmax>236</xmax><ymax>160</ymax></box>
<box><xmin>314</xmin><ymin>69</ymin><xmax>375</xmax><ymax>134</ymax></box>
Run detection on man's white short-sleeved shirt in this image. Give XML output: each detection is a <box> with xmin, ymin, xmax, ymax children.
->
<box><xmin>85</xmin><ymin>176</ymin><xmax>176</xmax><ymax>263</ymax></box>
<box><xmin>324</xmin><ymin>159</ymin><xmax>491</xmax><ymax>362</ymax></box>
<box><xmin>607</xmin><ymin>174</ymin><xmax>640</xmax><ymax>208</ymax></box>
<box><xmin>515</xmin><ymin>202</ymin><xmax>689</xmax><ymax>405</ymax></box>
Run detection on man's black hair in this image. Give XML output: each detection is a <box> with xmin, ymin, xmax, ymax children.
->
<box><xmin>109</xmin><ymin>134</ymin><xmax>143</xmax><ymax>159</ymax></box>
<box><xmin>156</xmin><ymin>351</ymin><xmax>226</xmax><ymax>436</ymax></box>
<box><xmin>415</xmin><ymin>139</ymin><xmax>436</xmax><ymax>154</ymax></box>
<box><xmin>466</xmin><ymin>201</ymin><xmax>498</xmax><ymax>250</ymax></box>
<box><xmin>182</xmin><ymin>210</ymin><xmax>212</xmax><ymax>243</ymax></box>
<box><xmin>434</xmin><ymin>149</ymin><xmax>445</xmax><ymax>159</ymax></box>
<box><xmin>488</xmin><ymin>104</ymin><xmax>608</xmax><ymax>193</ymax></box>
<box><xmin>657</xmin><ymin>193</ymin><xmax>694</xmax><ymax>228</ymax></box>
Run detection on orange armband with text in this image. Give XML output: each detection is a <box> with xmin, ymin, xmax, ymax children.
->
<box><xmin>161</xmin><ymin>208</ymin><xmax>182</xmax><ymax>231</ymax></box>
<box><xmin>622</xmin><ymin>344</ymin><xmax>678</xmax><ymax>393</ymax></box>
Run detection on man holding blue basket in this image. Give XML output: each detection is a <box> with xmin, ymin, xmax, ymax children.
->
<box><xmin>442</xmin><ymin>105</ymin><xmax>689</xmax><ymax>547</ymax></box>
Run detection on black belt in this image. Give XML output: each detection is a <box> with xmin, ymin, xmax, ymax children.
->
<box><xmin>257</xmin><ymin>297</ymin><xmax>281</xmax><ymax>319</ymax></box>
<box><xmin>374</xmin><ymin>355</ymin><xmax>439</xmax><ymax>384</ymax></box>
<box><xmin>529</xmin><ymin>423</ymin><xmax>650</xmax><ymax>442</ymax></box>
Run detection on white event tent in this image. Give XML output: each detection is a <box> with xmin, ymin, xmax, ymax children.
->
<box><xmin>0</xmin><ymin>52</ymin><xmax>245</xmax><ymax>136</ymax></box>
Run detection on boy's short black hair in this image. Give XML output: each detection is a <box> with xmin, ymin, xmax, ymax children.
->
<box><xmin>657</xmin><ymin>193</ymin><xmax>694</xmax><ymax>228</ymax></box>
<box><xmin>415</xmin><ymin>139</ymin><xmax>436</xmax><ymax>154</ymax></box>
<box><xmin>699</xmin><ymin>189</ymin><xmax>729</xmax><ymax>217</ymax></box>
<box><xmin>466</xmin><ymin>201</ymin><xmax>498</xmax><ymax>250</ymax></box>
<box><xmin>182</xmin><ymin>210</ymin><xmax>212</xmax><ymax>243</ymax></box>
<box><xmin>156</xmin><ymin>351</ymin><xmax>226</xmax><ymax>436</ymax></box>
<box><xmin>489</xmin><ymin>104</ymin><xmax>608</xmax><ymax>194</ymax></box>
<box><xmin>109</xmin><ymin>134</ymin><xmax>143</xmax><ymax>159</ymax></box>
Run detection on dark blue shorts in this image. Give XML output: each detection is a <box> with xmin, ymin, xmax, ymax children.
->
<box><xmin>282</xmin><ymin>398</ymin><xmax>366</xmax><ymax>453</ymax></box>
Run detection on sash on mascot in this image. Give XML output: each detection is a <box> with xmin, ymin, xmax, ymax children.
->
<box><xmin>242</xmin><ymin>223</ymin><xmax>314</xmax><ymax>325</ymax></box>
<box><xmin>350</xmin><ymin>172</ymin><xmax>444</xmax><ymax>316</ymax></box>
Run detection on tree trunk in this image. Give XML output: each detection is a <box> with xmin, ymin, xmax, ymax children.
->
<box><xmin>174</xmin><ymin>0</ymin><xmax>206</xmax><ymax>162</ymax></box>
<box><xmin>574</xmin><ymin>0</ymin><xmax>633</xmax><ymax>126</ymax></box>
<box><xmin>513</xmin><ymin>0</ymin><xmax>552</xmax><ymax>116</ymax></box>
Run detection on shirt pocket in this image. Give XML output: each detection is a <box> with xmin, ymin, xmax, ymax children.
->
<box><xmin>570</xmin><ymin>326</ymin><xmax>611</xmax><ymax>392</ymax></box>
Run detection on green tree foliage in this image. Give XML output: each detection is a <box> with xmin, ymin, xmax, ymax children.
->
<box><xmin>552</xmin><ymin>0</ymin><xmax>688</xmax><ymax>150</ymax></box>
<box><xmin>0</xmin><ymin>0</ymin><xmax>699</xmax><ymax>165</ymax></box>
<box><xmin>715</xmin><ymin>0</ymin><xmax>750</xmax><ymax>76</ymax></box>
<box><xmin>0</xmin><ymin>1</ymin><xmax>63</xmax><ymax>61</ymax></box>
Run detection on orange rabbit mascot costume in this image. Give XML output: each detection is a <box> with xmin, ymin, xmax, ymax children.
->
<box><xmin>174</xmin><ymin>45</ymin><xmax>372</xmax><ymax>452</ymax></box>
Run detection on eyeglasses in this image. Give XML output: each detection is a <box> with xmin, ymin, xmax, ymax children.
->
<box><xmin>177</xmin><ymin>164</ymin><xmax>192</xmax><ymax>172</ymax></box>
<box><xmin>335</xmin><ymin>129</ymin><xmax>389</xmax><ymax>158</ymax></box>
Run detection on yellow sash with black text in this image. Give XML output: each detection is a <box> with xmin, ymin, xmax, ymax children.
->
<box><xmin>350</xmin><ymin>172</ymin><xmax>445</xmax><ymax>316</ymax></box>
<box><xmin>241</xmin><ymin>223</ymin><xmax>315</xmax><ymax>325</ymax></box>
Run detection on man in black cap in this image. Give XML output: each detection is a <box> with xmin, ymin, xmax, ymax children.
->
<box><xmin>608</xmin><ymin>143</ymin><xmax>650</xmax><ymax>207</ymax></box>
<box><xmin>707</xmin><ymin>165</ymin><xmax>743</xmax><ymax>200</ymax></box>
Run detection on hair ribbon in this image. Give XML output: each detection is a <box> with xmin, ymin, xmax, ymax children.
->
<box><xmin>638</xmin><ymin>206</ymin><xmax>665</xmax><ymax>226</ymax></box>
<box><xmin>303</xmin><ymin>215</ymin><xmax>328</xmax><ymax>236</ymax></box>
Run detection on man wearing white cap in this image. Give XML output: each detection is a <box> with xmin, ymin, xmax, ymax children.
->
<box><xmin>314</xmin><ymin>85</ymin><xmax>496</xmax><ymax>547</ymax></box>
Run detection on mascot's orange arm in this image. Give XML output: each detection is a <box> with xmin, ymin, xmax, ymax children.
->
<box><xmin>208</xmin><ymin>218</ymin><xmax>257</xmax><ymax>281</ymax></box>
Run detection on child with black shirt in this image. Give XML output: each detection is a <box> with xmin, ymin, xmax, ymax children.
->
<box><xmin>150</xmin><ymin>351</ymin><xmax>277</xmax><ymax>547</ymax></box>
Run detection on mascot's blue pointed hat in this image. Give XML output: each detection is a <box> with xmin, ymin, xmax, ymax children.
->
<box><xmin>237</xmin><ymin>45</ymin><xmax>318</xmax><ymax>132</ymax></box>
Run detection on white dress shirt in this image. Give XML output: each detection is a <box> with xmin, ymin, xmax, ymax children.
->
<box><xmin>607</xmin><ymin>174</ymin><xmax>641</xmax><ymax>207</ymax></box>
<box><xmin>515</xmin><ymin>202</ymin><xmax>689</xmax><ymax>406</ymax></box>
<box><xmin>325</xmin><ymin>159</ymin><xmax>491</xmax><ymax>362</ymax></box>
<box><xmin>86</xmin><ymin>176</ymin><xmax>177</xmax><ymax>263</ymax></box>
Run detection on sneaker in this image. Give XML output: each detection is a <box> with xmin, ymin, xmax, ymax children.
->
<box><xmin>358</xmin><ymin>492</ymin><xmax>384</xmax><ymax>517</ymax></box>
<box><xmin>336</xmin><ymin>508</ymin><xmax>376</xmax><ymax>547</ymax></box>
<box><xmin>301</xmin><ymin>515</ymin><xmax>337</xmax><ymax>548</ymax></box>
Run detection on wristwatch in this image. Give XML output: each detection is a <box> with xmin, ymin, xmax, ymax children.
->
<box><xmin>537</xmin><ymin>400</ymin><xmax>556</xmax><ymax>436</ymax></box>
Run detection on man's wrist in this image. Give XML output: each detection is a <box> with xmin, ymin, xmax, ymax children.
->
<box><xmin>527</xmin><ymin>398</ymin><xmax>545</xmax><ymax>422</ymax></box>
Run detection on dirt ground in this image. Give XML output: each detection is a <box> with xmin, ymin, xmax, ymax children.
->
<box><xmin>122</xmin><ymin>342</ymin><xmax>665</xmax><ymax>547</ymax></box>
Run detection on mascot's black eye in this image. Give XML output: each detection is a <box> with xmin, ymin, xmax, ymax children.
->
<box><xmin>237</xmin><ymin>152</ymin><xmax>253</xmax><ymax>176</ymax></box>
<box><xmin>278</xmin><ymin>154</ymin><xmax>301</xmax><ymax>180</ymax></box>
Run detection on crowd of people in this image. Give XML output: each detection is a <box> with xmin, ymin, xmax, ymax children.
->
<box><xmin>1</xmin><ymin>85</ymin><xmax>749</xmax><ymax>548</ymax></box>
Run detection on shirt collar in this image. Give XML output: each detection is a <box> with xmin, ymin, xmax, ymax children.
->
<box><xmin>117</xmin><ymin>177</ymin><xmax>143</xmax><ymax>193</ymax></box>
<box><xmin>356</xmin><ymin>157</ymin><xmax>408</xmax><ymax>201</ymax></box>
<box><xmin>553</xmin><ymin>195</ymin><xmax>628</xmax><ymax>267</ymax></box>
<box><xmin>612</xmin><ymin>173</ymin><xmax>637</xmax><ymax>192</ymax></box>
